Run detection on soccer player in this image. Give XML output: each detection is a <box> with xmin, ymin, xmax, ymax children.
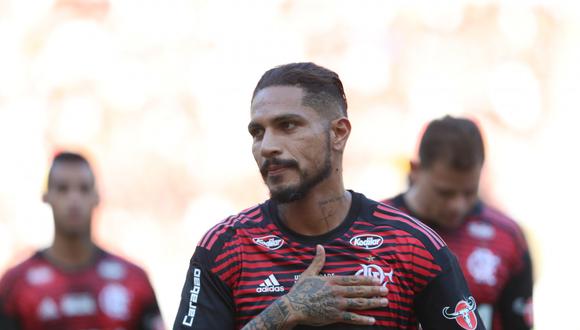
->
<box><xmin>174</xmin><ymin>63</ymin><xmax>485</xmax><ymax>329</ymax></box>
<box><xmin>383</xmin><ymin>116</ymin><xmax>533</xmax><ymax>330</ymax></box>
<box><xmin>0</xmin><ymin>152</ymin><xmax>164</xmax><ymax>330</ymax></box>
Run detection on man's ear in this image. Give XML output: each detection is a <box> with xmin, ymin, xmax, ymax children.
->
<box><xmin>94</xmin><ymin>191</ymin><xmax>100</xmax><ymax>207</ymax></box>
<box><xmin>330</xmin><ymin>117</ymin><xmax>351</xmax><ymax>152</ymax></box>
<box><xmin>42</xmin><ymin>192</ymin><xmax>49</xmax><ymax>204</ymax></box>
<box><xmin>409</xmin><ymin>160</ymin><xmax>421</xmax><ymax>185</ymax></box>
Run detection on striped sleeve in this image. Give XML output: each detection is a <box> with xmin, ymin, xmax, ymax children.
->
<box><xmin>174</xmin><ymin>205</ymin><xmax>261</xmax><ymax>329</ymax></box>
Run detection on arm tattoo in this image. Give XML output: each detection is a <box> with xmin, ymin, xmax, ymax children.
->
<box><xmin>242</xmin><ymin>299</ymin><xmax>291</xmax><ymax>330</ymax></box>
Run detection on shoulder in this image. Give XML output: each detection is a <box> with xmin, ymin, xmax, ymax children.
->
<box><xmin>477</xmin><ymin>203</ymin><xmax>528</xmax><ymax>247</ymax></box>
<box><xmin>380</xmin><ymin>193</ymin><xmax>405</xmax><ymax>208</ymax></box>
<box><xmin>95</xmin><ymin>249</ymin><xmax>151</xmax><ymax>282</ymax></box>
<box><xmin>0</xmin><ymin>252</ymin><xmax>45</xmax><ymax>295</ymax></box>
<box><xmin>196</xmin><ymin>203</ymin><xmax>266</xmax><ymax>252</ymax></box>
<box><xmin>361</xmin><ymin>196</ymin><xmax>447</xmax><ymax>253</ymax></box>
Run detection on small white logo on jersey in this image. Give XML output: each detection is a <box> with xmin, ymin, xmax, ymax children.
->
<box><xmin>467</xmin><ymin>222</ymin><xmax>495</xmax><ymax>240</ymax></box>
<box><xmin>354</xmin><ymin>264</ymin><xmax>394</xmax><ymax>286</ymax></box>
<box><xmin>253</xmin><ymin>235</ymin><xmax>285</xmax><ymax>250</ymax></box>
<box><xmin>256</xmin><ymin>274</ymin><xmax>285</xmax><ymax>293</ymax></box>
<box><xmin>99</xmin><ymin>283</ymin><xmax>131</xmax><ymax>320</ymax></box>
<box><xmin>61</xmin><ymin>293</ymin><xmax>96</xmax><ymax>316</ymax></box>
<box><xmin>350</xmin><ymin>234</ymin><xmax>383</xmax><ymax>249</ymax></box>
<box><xmin>37</xmin><ymin>297</ymin><xmax>59</xmax><ymax>320</ymax></box>
<box><xmin>97</xmin><ymin>260</ymin><xmax>126</xmax><ymax>280</ymax></box>
<box><xmin>467</xmin><ymin>248</ymin><xmax>500</xmax><ymax>286</ymax></box>
<box><xmin>27</xmin><ymin>266</ymin><xmax>53</xmax><ymax>285</ymax></box>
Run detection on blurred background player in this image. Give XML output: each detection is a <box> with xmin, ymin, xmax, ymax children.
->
<box><xmin>0</xmin><ymin>152</ymin><xmax>164</xmax><ymax>330</ymax></box>
<box><xmin>383</xmin><ymin>115</ymin><xmax>533</xmax><ymax>330</ymax></box>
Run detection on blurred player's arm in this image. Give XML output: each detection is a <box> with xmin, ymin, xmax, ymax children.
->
<box><xmin>173</xmin><ymin>247</ymin><xmax>235</xmax><ymax>329</ymax></box>
<box><xmin>0</xmin><ymin>273</ymin><xmax>20</xmax><ymax>330</ymax></box>
<box><xmin>498</xmin><ymin>250</ymin><xmax>533</xmax><ymax>329</ymax></box>
<box><xmin>137</xmin><ymin>281</ymin><xmax>165</xmax><ymax>330</ymax></box>
<box><xmin>414</xmin><ymin>247</ymin><xmax>486</xmax><ymax>330</ymax></box>
<box><xmin>0</xmin><ymin>306</ymin><xmax>19</xmax><ymax>330</ymax></box>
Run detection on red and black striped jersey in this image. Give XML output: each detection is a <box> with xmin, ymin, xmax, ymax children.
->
<box><xmin>0</xmin><ymin>248</ymin><xmax>164</xmax><ymax>330</ymax></box>
<box><xmin>383</xmin><ymin>194</ymin><xmax>533</xmax><ymax>330</ymax></box>
<box><xmin>174</xmin><ymin>191</ymin><xmax>485</xmax><ymax>329</ymax></box>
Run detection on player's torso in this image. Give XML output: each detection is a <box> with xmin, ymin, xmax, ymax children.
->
<box><xmin>440</xmin><ymin>219</ymin><xmax>517</xmax><ymax>330</ymax></box>
<box><xmin>232</xmin><ymin>224</ymin><xmax>423</xmax><ymax>330</ymax></box>
<box><xmin>12</xmin><ymin>256</ymin><xmax>142</xmax><ymax>330</ymax></box>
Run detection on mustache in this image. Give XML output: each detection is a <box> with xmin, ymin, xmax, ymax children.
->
<box><xmin>260</xmin><ymin>158</ymin><xmax>299</xmax><ymax>176</ymax></box>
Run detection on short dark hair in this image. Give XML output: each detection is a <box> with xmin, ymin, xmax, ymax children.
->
<box><xmin>419</xmin><ymin>115</ymin><xmax>485</xmax><ymax>170</ymax></box>
<box><xmin>47</xmin><ymin>152</ymin><xmax>94</xmax><ymax>189</ymax></box>
<box><xmin>252</xmin><ymin>62</ymin><xmax>348</xmax><ymax>119</ymax></box>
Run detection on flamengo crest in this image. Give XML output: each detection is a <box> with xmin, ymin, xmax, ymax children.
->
<box><xmin>442</xmin><ymin>296</ymin><xmax>478</xmax><ymax>330</ymax></box>
<box><xmin>252</xmin><ymin>235</ymin><xmax>285</xmax><ymax>250</ymax></box>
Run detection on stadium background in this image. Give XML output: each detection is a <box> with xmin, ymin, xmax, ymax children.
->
<box><xmin>0</xmin><ymin>0</ymin><xmax>576</xmax><ymax>329</ymax></box>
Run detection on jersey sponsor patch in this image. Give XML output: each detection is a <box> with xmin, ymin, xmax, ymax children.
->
<box><xmin>97</xmin><ymin>260</ymin><xmax>126</xmax><ymax>280</ymax></box>
<box><xmin>27</xmin><ymin>266</ymin><xmax>53</xmax><ymax>285</ymax></box>
<box><xmin>467</xmin><ymin>222</ymin><xmax>496</xmax><ymax>240</ymax></box>
<box><xmin>442</xmin><ymin>296</ymin><xmax>478</xmax><ymax>330</ymax></box>
<box><xmin>252</xmin><ymin>235</ymin><xmax>285</xmax><ymax>250</ymax></box>
<box><xmin>61</xmin><ymin>293</ymin><xmax>97</xmax><ymax>317</ymax></box>
<box><xmin>513</xmin><ymin>297</ymin><xmax>533</xmax><ymax>327</ymax></box>
<box><xmin>467</xmin><ymin>248</ymin><xmax>500</xmax><ymax>286</ymax></box>
<box><xmin>349</xmin><ymin>234</ymin><xmax>384</xmax><ymax>249</ymax></box>
<box><xmin>354</xmin><ymin>264</ymin><xmax>394</xmax><ymax>286</ymax></box>
<box><xmin>182</xmin><ymin>268</ymin><xmax>202</xmax><ymax>327</ymax></box>
<box><xmin>256</xmin><ymin>274</ymin><xmax>285</xmax><ymax>293</ymax></box>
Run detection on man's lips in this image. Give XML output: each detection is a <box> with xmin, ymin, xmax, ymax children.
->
<box><xmin>266</xmin><ymin>165</ymin><xmax>289</xmax><ymax>176</ymax></box>
<box><xmin>260</xmin><ymin>159</ymin><xmax>298</xmax><ymax>176</ymax></box>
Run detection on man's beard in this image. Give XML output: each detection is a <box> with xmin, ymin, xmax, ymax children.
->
<box><xmin>261</xmin><ymin>138</ymin><xmax>332</xmax><ymax>204</ymax></box>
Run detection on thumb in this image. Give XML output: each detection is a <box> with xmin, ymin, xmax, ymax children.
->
<box><xmin>302</xmin><ymin>245</ymin><xmax>325</xmax><ymax>276</ymax></box>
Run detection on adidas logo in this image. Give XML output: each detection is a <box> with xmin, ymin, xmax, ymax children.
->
<box><xmin>256</xmin><ymin>274</ymin><xmax>285</xmax><ymax>293</ymax></box>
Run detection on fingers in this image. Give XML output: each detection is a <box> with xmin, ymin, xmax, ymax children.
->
<box><xmin>330</xmin><ymin>275</ymin><xmax>383</xmax><ymax>286</ymax></box>
<box><xmin>338</xmin><ymin>297</ymin><xmax>389</xmax><ymax>310</ymax></box>
<box><xmin>334</xmin><ymin>285</ymin><xmax>388</xmax><ymax>298</ymax></box>
<box><xmin>302</xmin><ymin>245</ymin><xmax>326</xmax><ymax>276</ymax></box>
<box><xmin>339</xmin><ymin>312</ymin><xmax>376</xmax><ymax>325</ymax></box>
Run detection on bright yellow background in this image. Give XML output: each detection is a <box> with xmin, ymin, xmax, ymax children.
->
<box><xmin>0</xmin><ymin>0</ymin><xmax>576</xmax><ymax>329</ymax></box>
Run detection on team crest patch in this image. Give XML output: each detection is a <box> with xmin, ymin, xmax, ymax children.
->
<box><xmin>354</xmin><ymin>264</ymin><xmax>394</xmax><ymax>286</ymax></box>
<box><xmin>349</xmin><ymin>234</ymin><xmax>383</xmax><ymax>250</ymax></box>
<box><xmin>467</xmin><ymin>248</ymin><xmax>500</xmax><ymax>286</ymax></box>
<box><xmin>252</xmin><ymin>235</ymin><xmax>285</xmax><ymax>250</ymax></box>
<box><xmin>442</xmin><ymin>296</ymin><xmax>478</xmax><ymax>330</ymax></box>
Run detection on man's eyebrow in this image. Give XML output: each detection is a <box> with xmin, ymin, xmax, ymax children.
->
<box><xmin>248</xmin><ymin>114</ymin><xmax>305</xmax><ymax>131</ymax></box>
<box><xmin>271</xmin><ymin>114</ymin><xmax>304</xmax><ymax>123</ymax></box>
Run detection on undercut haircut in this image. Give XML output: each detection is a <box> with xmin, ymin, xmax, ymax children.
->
<box><xmin>47</xmin><ymin>152</ymin><xmax>94</xmax><ymax>189</ymax></box>
<box><xmin>419</xmin><ymin>115</ymin><xmax>485</xmax><ymax>171</ymax></box>
<box><xmin>252</xmin><ymin>62</ymin><xmax>348</xmax><ymax>119</ymax></box>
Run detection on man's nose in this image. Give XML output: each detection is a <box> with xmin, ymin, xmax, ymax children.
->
<box><xmin>259</xmin><ymin>129</ymin><xmax>282</xmax><ymax>158</ymax></box>
<box><xmin>448</xmin><ymin>195</ymin><xmax>468</xmax><ymax>214</ymax></box>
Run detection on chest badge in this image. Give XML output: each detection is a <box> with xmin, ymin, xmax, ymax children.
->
<box><xmin>467</xmin><ymin>247</ymin><xmax>501</xmax><ymax>286</ymax></box>
<box><xmin>354</xmin><ymin>264</ymin><xmax>393</xmax><ymax>286</ymax></box>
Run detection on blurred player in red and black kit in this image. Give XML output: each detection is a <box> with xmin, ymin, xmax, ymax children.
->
<box><xmin>383</xmin><ymin>116</ymin><xmax>533</xmax><ymax>330</ymax></box>
<box><xmin>0</xmin><ymin>152</ymin><xmax>164</xmax><ymax>330</ymax></box>
<box><xmin>174</xmin><ymin>62</ymin><xmax>485</xmax><ymax>329</ymax></box>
